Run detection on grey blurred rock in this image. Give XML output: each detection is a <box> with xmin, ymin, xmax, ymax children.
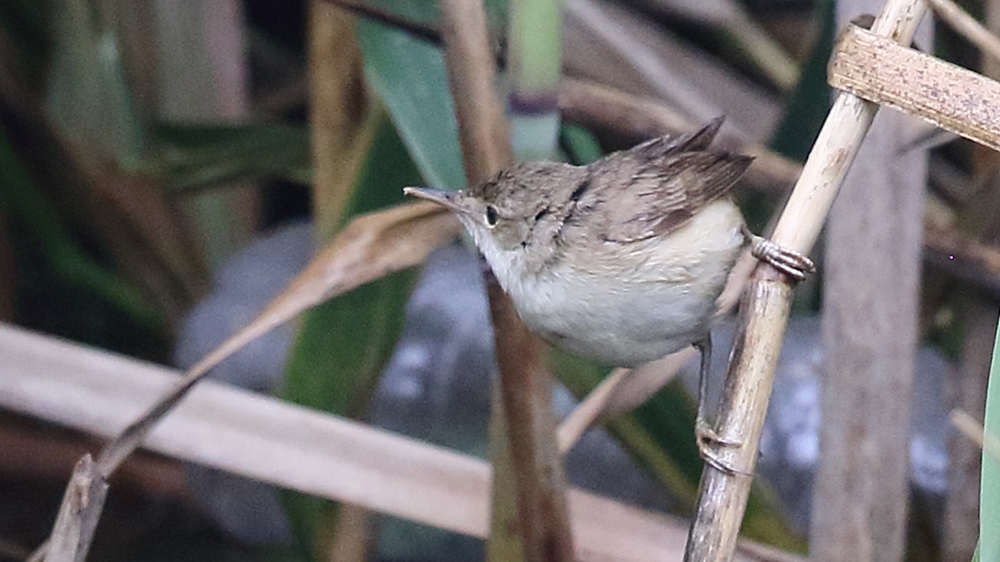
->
<box><xmin>370</xmin><ymin>243</ymin><xmax>495</xmax><ymax>458</ymax></box>
<box><xmin>174</xmin><ymin>222</ymin><xmax>314</xmax><ymax>545</ymax></box>
<box><xmin>174</xmin><ymin>221</ymin><xmax>313</xmax><ymax>392</ymax></box>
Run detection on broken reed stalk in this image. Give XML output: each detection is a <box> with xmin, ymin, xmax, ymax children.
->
<box><xmin>438</xmin><ymin>0</ymin><xmax>576</xmax><ymax>560</ymax></box>
<box><xmin>43</xmin><ymin>456</ymin><xmax>107</xmax><ymax>562</ymax></box>
<box><xmin>682</xmin><ymin>0</ymin><xmax>928</xmax><ymax>559</ymax></box>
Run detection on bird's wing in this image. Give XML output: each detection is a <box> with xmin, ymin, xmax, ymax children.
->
<box><xmin>627</xmin><ymin>116</ymin><xmax>724</xmax><ymax>159</ymax></box>
<box><xmin>581</xmin><ymin>148</ymin><xmax>752</xmax><ymax>244</ymax></box>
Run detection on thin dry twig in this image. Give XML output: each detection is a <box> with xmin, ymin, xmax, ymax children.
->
<box><xmin>926</xmin><ymin>0</ymin><xmax>1000</xmax><ymax>63</ymax></box>
<box><xmin>951</xmin><ymin>408</ymin><xmax>1000</xmax><ymax>464</ymax></box>
<box><xmin>557</xmin><ymin>367</ymin><xmax>632</xmax><ymax>453</ymax></box>
<box><xmin>437</xmin><ymin>0</ymin><xmax>575</xmax><ymax>558</ymax></box>
<box><xmin>438</xmin><ymin>0</ymin><xmax>513</xmax><ymax>179</ymax></box>
<box><xmin>683</xmin><ymin>0</ymin><xmax>929</xmax><ymax>559</ymax></box>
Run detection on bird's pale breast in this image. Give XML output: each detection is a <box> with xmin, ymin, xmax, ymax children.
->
<box><xmin>500</xmin><ymin>199</ymin><xmax>745</xmax><ymax>366</ymax></box>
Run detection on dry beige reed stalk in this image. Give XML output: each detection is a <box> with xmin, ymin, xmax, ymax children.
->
<box><xmin>683</xmin><ymin>0</ymin><xmax>929</xmax><ymax>559</ymax></box>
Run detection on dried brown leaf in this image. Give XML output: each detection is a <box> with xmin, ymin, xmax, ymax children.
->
<box><xmin>93</xmin><ymin>201</ymin><xmax>459</xmax><ymax>476</ymax></box>
<box><xmin>563</xmin><ymin>0</ymin><xmax>779</xmax><ymax>140</ymax></box>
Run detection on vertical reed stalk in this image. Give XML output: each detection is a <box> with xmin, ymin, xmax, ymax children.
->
<box><xmin>438</xmin><ymin>1</ymin><xmax>575</xmax><ymax>560</ymax></box>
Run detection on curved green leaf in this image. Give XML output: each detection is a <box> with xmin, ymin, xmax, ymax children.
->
<box><xmin>357</xmin><ymin>6</ymin><xmax>465</xmax><ymax>191</ymax></box>
<box><xmin>145</xmin><ymin>122</ymin><xmax>311</xmax><ymax>194</ymax></box>
<box><xmin>981</xmin><ymin>316</ymin><xmax>1000</xmax><ymax>562</ymax></box>
<box><xmin>0</xmin><ymin>126</ymin><xmax>160</xmax><ymax>331</ymax></box>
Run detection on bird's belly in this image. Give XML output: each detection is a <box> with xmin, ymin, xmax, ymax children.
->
<box><xmin>503</xmin><ymin>200</ymin><xmax>744</xmax><ymax>367</ymax></box>
<box><xmin>520</xmin><ymin>279</ymin><xmax>716</xmax><ymax>366</ymax></box>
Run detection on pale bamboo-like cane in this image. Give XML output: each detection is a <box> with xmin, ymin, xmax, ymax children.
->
<box><xmin>682</xmin><ymin>0</ymin><xmax>928</xmax><ymax>559</ymax></box>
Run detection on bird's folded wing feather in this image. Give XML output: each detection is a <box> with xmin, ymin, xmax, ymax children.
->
<box><xmin>582</xmin><ymin>149</ymin><xmax>753</xmax><ymax>243</ymax></box>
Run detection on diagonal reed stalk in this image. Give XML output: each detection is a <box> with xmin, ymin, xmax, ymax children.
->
<box><xmin>683</xmin><ymin>0</ymin><xmax>928</xmax><ymax>559</ymax></box>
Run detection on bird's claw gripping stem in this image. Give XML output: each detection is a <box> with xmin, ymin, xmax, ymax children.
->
<box><xmin>743</xmin><ymin>226</ymin><xmax>816</xmax><ymax>282</ymax></box>
<box><xmin>693</xmin><ymin>336</ymin><xmax>753</xmax><ymax>477</ymax></box>
<box><xmin>695</xmin><ymin>420</ymin><xmax>753</xmax><ymax>476</ymax></box>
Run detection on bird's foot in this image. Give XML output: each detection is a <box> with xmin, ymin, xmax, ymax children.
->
<box><xmin>695</xmin><ymin>419</ymin><xmax>753</xmax><ymax>477</ymax></box>
<box><xmin>743</xmin><ymin>226</ymin><xmax>816</xmax><ymax>282</ymax></box>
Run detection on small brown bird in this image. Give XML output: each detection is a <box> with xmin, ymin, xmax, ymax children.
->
<box><xmin>405</xmin><ymin>118</ymin><xmax>812</xmax><ymax>471</ymax></box>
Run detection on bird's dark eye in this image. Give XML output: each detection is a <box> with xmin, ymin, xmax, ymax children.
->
<box><xmin>485</xmin><ymin>205</ymin><xmax>499</xmax><ymax>226</ymax></box>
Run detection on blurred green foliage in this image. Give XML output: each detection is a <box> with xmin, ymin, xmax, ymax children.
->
<box><xmin>981</xmin><ymin>322</ymin><xmax>1000</xmax><ymax>561</ymax></box>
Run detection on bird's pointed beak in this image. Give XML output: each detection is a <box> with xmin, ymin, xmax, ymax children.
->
<box><xmin>403</xmin><ymin>187</ymin><xmax>466</xmax><ymax>214</ymax></box>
